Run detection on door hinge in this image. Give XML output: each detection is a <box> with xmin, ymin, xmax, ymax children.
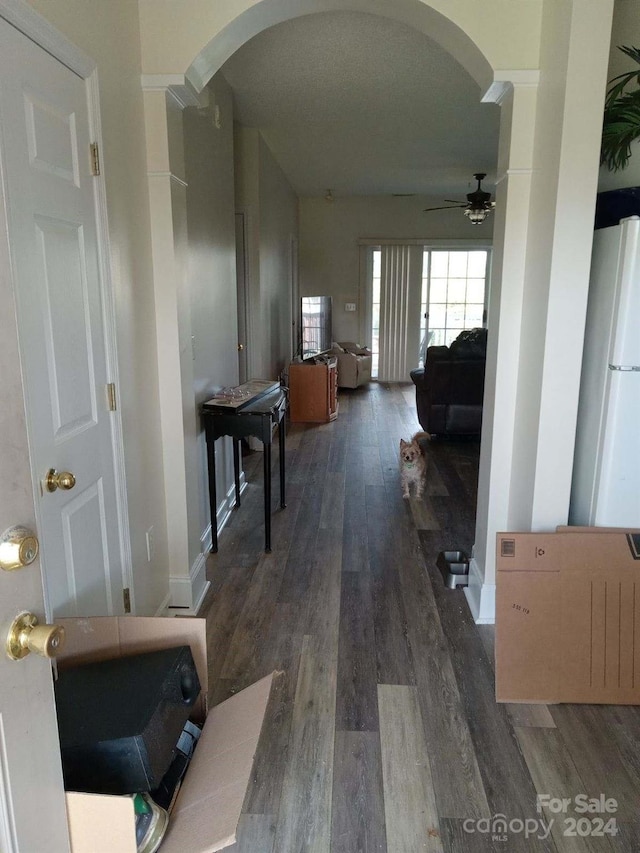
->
<box><xmin>90</xmin><ymin>142</ymin><xmax>100</xmax><ymax>176</ymax></box>
<box><xmin>123</xmin><ymin>587</ymin><xmax>131</xmax><ymax>614</ymax></box>
<box><xmin>106</xmin><ymin>382</ymin><xmax>117</xmax><ymax>411</ymax></box>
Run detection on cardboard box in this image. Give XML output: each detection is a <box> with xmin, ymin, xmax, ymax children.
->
<box><xmin>57</xmin><ymin>617</ymin><xmax>273</xmax><ymax>853</ymax></box>
<box><xmin>496</xmin><ymin>531</ymin><xmax>640</xmax><ymax>704</ymax></box>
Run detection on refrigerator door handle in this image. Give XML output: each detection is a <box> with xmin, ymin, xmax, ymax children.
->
<box><xmin>608</xmin><ymin>364</ymin><xmax>640</xmax><ymax>371</ymax></box>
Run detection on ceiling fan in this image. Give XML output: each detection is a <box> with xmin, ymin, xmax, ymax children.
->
<box><xmin>423</xmin><ymin>172</ymin><xmax>495</xmax><ymax>224</ymax></box>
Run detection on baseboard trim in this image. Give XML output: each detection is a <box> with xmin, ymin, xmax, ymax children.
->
<box><xmin>464</xmin><ymin>558</ymin><xmax>496</xmax><ymax>624</ymax></box>
<box><xmin>168</xmin><ymin>551</ymin><xmax>209</xmax><ymax>616</ymax></box>
<box><xmin>200</xmin><ymin>473</ymin><xmax>248</xmax><ymax>552</ymax></box>
<box><xmin>168</xmin><ymin>475</ymin><xmax>247</xmax><ymax>615</ymax></box>
<box><xmin>153</xmin><ymin>591</ymin><xmax>172</xmax><ymax>617</ymax></box>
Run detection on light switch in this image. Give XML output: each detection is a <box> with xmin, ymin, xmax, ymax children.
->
<box><xmin>345</xmin><ymin>302</ymin><xmax>357</xmax><ymax>312</ymax></box>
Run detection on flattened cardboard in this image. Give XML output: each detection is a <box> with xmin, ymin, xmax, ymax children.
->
<box><xmin>59</xmin><ymin>617</ymin><xmax>273</xmax><ymax>853</ymax></box>
<box><xmin>161</xmin><ymin>675</ymin><xmax>273</xmax><ymax>853</ymax></box>
<box><xmin>65</xmin><ymin>793</ymin><xmax>136</xmax><ymax>853</ymax></box>
<box><xmin>496</xmin><ymin>531</ymin><xmax>640</xmax><ymax>704</ymax></box>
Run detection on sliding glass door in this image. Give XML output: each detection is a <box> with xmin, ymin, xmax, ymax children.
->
<box><xmin>368</xmin><ymin>245</ymin><xmax>489</xmax><ymax>378</ymax></box>
<box><xmin>419</xmin><ymin>249</ymin><xmax>488</xmax><ymax>364</ymax></box>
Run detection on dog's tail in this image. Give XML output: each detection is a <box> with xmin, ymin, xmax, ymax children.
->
<box><xmin>412</xmin><ymin>431</ymin><xmax>431</xmax><ymax>443</ymax></box>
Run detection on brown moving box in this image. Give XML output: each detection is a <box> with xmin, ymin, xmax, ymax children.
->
<box><xmin>57</xmin><ymin>617</ymin><xmax>274</xmax><ymax>853</ymax></box>
<box><xmin>496</xmin><ymin>531</ymin><xmax>640</xmax><ymax>704</ymax></box>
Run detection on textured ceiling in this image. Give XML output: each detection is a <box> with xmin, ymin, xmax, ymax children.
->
<box><xmin>221</xmin><ymin>11</ymin><xmax>500</xmax><ymax>201</ymax></box>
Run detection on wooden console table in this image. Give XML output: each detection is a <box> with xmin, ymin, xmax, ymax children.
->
<box><xmin>201</xmin><ymin>380</ymin><xmax>287</xmax><ymax>553</ymax></box>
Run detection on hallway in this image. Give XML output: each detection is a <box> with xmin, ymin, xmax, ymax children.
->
<box><xmin>202</xmin><ymin>383</ymin><xmax>640</xmax><ymax>852</ymax></box>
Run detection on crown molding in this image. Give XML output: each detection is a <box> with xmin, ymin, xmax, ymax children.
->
<box><xmin>482</xmin><ymin>70</ymin><xmax>540</xmax><ymax>105</ymax></box>
<box><xmin>141</xmin><ymin>74</ymin><xmax>209</xmax><ymax>110</ymax></box>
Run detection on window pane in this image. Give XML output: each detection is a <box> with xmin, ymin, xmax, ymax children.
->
<box><xmin>431</xmin><ymin>328</ymin><xmax>447</xmax><ymax>346</ymax></box>
<box><xmin>430</xmin><ymin>278</ymin><xmax>447</xmax><ymax>302</ymax></box>
<box><xmin>372</xmin><ymin>279</ymin><xmax>380</xmax><ymax>303</ymax></box>
<box><xmin>372</xmin><ymin>304</ymin><xmax>380</xmax><ymax>329</ymax></box>
<box><xmin>372</xmin><ymin>250</ymin><xmax>381</xmax><ymax>278</ymax></box>
<box><xmin>448</xmin><ymin>252</ymin><xmax>468</xmax><ymax>277</ymax></box>
<box><xmin>467</xmin><ymin>278</ymin><xmax>485</xmax><ymax>303</ymax></box>
<box><xmin>465</xmin><ymin>305</ymin><xmax>484</xmax><ymax>327</ymax></box>
<box><xmin>421</xmin><ymin>278</ymin><xmax>428</xmax><ymax>303</ymax></box>
<box><xmin>448</xmin><ymin>279</ymin><xmax>466</xmax><ymax>303</ymax></box>
<box><xmin>467</xmin><ymin>251</ymin><xmax>487</xmax><ymax>278</ymax></box>
<box><xmin>429</xmin><ymin>304</ymin><xmax>446</xmax><ymax>327</ymax></box>
<box><xmin>430</xmin><ymin>252</ymin><xmax>449</xmax><ymax>277</ymax></box>
<box><xmin>447</xmin><ymin>305</ymin><xmax>466</xmax><ymax>328</ymax></box>
<box><xmin>445</xmin><ymin>329</ymin><xmax>459</xmax><ymax>346</ymax></box>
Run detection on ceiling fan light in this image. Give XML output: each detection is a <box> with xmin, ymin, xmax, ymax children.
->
<box><xmin>464</xmin><ymin>206</ymin><xmax>489</xmax><ymax>224</ymax></box>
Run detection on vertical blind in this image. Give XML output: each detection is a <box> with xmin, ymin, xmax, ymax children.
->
<box><xmin>377</xmin><ymin>245</ymin><xmax>423</xmax><ymax>382</ymax></box>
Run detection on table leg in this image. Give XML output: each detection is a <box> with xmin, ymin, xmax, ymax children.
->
<box><xmin>233</xmin><ymin>438</ymin><xmax>241</xmax><ymax>507</ymax></box>
<box><xmin>206</xmin><ymin>429</ymin><xmax>218</xmax><ymax>553</ymax></box>
<box><xmin>279</xmin><ymin>417</ymin><xmax>286</xmax><ymax>509</ymax></box>
<box><xmin>264</xmin><ymin>439</ymin><xmax>272</xmax><ymax>553</ymax></box>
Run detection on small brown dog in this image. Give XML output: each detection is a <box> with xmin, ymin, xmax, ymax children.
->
<box><xmin>399</xmin><ymin>432</ymin><xmax>430</xmax><ymax>499</ymax></box>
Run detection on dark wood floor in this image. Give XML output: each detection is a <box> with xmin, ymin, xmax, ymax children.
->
<box><xmin>201</xmin><ymin>382</ymin><xmax>640</xmax><ymax>853</ymax></box>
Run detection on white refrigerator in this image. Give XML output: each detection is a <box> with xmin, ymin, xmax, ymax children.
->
<box><xmin>570</xmin><ymin>215</ymin><xmax>640</xmax><ymax>527</ymax></box>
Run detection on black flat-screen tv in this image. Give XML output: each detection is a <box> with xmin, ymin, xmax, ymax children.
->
<box><xmin>301</xmin><ymin>296</ymin><xmax>332</xmax><ymax>360</ymax></box>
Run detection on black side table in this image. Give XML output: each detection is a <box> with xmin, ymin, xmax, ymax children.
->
<box><xmin>201</xmin><ymin>384</ymin><xmax>287</xmax><ymax>553</ymax></box>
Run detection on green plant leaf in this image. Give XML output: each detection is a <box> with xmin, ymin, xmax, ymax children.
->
<box><xmin>601</xmin><ymin>45</ymin><xmax>640</xmax><ymax>171</ymax></box>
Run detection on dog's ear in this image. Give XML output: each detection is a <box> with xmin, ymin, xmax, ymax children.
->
<box><xmin>400</xmin><ymin>439</ymin><xmax>407</xmax><ymax>448</ymax></box>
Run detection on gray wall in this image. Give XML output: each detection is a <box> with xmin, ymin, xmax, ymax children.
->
<box><xmin>299</xmin><ymin>195</ymin><xmax>493</xmax><ymax>343</ymax></box>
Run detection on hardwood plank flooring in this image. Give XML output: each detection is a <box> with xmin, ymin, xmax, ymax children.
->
<box><xmin>378</xmin><ymin>684</ymin><xmax>443</xmax><ymax>852</ymax></box>
<box><xmin>331</xmin><ymin>730</ymin><xmax>387</xmax><ymax>853</ymax></box>
<box><xmin>202</xmin><ymin>382</ymin><xmax>640</xmax><ymax>852</ymax></box>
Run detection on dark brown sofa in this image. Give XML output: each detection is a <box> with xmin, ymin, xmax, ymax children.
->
<box><xmin>410</xmin><ymin>328</ymin><xmax>487</xmax><ymax>437</ymax></box>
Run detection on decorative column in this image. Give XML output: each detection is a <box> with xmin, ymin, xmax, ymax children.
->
<box><xmin>466</xmin><ymin>75</ymin><xmax>539</xmax><ymax>624</ymax></box>
<box><xmin>141</xmin><ymin>75</ymin><xmax>210</xmax><ymax>613</ymax></box>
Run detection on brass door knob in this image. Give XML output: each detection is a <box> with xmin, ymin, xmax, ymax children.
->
<box><xmin>6</xmin><ymin>612</ymin><xmax>65</xmax><ymax>660</ymax></box>
<box><xmin>238</xmin><ymin>343</ymin><xmax>244</xmax><ymax>351</ymax></box>
<box><xmin>45</xmin><ymin>469</ymin><xmax>76</xmax><ymax>493</ymax></box>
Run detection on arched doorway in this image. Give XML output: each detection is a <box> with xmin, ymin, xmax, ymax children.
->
<box><xmin>138</xmin><ymin>0</ymin><xmax>614</xmax><ymax>623</ymax></box>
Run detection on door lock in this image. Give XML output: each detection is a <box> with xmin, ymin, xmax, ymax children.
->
<box><xmin>6</xmin><ymin>612</ymin><xmax>65</xmax><ymax>660</ymax></box>
<box><xmin>0</xmin><ymin>526</ymin><xmax>39</xmax><ymax>571</ymax></box>
<box><xmin>45</xmin><ymin>468</ymin><xmax>76</xmax><ymax>492</ymax></box>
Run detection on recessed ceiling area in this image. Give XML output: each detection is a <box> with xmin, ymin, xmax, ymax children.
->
<box><xmin>221</xmin><ymin>11</ymin><xmax>500</xmax><ymax>200</ymax></box>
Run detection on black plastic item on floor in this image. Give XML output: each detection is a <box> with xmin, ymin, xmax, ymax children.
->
<box><xmin>437</xmin><ymin>550</ymin><xmax>470</xmax><ymax>589</ymax></box>
<box><xmin>55</xmin><ymin>646</ymin><xmax>201</xmax><ymax>795</ymax></box>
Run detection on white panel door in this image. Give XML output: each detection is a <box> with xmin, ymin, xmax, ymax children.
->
<box><xmin>0</xmin><ymin>16</ymin><xmax>73</xmax><ymax>853</ymax></box>
<box><xmin>0</xmin><ymin>19</ymin><xmax>124</xmax><ymax>619</ymax></box>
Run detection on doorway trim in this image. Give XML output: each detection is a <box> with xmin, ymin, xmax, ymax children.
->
<box><xmin>0</xmin><ymin>0</ymin><xmax>134</xmax><ymax>615</ymax></box>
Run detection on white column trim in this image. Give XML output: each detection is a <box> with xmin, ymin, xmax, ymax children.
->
<box><xmin>141</xmin><ymin>73</ymin><xmax>209</xmax><ymax>109</ymax></box>
<box><xmin>482</xmin><ymin>70</ymin><xmax>540</xmax><ymax>105</ymax></box>
<box><xmin>464</xmin><ymin>558</ymin><xmax>496</xmax><ymax>624</ymax></box>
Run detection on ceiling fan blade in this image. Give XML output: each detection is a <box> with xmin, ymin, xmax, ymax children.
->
<box><xmin>423</xmin><ymin>204</ymin><xmax>465</xmax><ymax>212</ymax></box>
<box><xmin>444</xmin><ymin>199</ymin><xmax>465</xmax><ymax>204</ymax></box>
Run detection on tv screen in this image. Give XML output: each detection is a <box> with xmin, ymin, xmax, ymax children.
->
<box><xmin>301</xmin><ymin>296</ymin><xmax>332</xmax><ymax>360</ymax></box>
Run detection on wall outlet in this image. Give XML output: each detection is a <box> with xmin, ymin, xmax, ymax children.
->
<box><xmin>146</xmin><ymin>526</ymin><xmax>155</xmax><ymax>562</ymax></box>
<box><xmin>345</xmin><ymin>302</ymin><xmax>357</xmax><ymax>312</ymax></box>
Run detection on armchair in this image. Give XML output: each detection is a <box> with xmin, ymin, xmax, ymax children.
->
<box><xmin>330</xmin><ymin>342</ymin><xmax>372</xmax><ymax>388</ymax></box>
<box><xmin>410</xmin><ymin>328</ymin><xmax>487</xmax><ymax>437</ymax></box>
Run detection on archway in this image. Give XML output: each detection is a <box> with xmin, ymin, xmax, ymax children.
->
<box><xmin>138</xmin><ymin>0</ymin><xmax>614</xmax><ymax>623</ymax></box>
